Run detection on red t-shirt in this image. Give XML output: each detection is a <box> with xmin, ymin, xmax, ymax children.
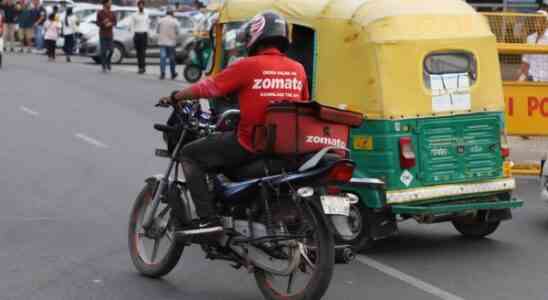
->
<box><xmin>191</xmin><ymin>48</ymin><xmax>310</xmax><ymax>152</ymax></box>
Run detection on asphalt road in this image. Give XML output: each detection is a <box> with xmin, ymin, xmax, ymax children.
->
<box><xmin>1</xmin><ymin>54</ymin><xmax>547</xmax><ymax>300</ymax></box>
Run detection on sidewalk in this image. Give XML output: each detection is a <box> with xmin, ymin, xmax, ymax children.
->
<box><xmin>509</xmin><ymin>136</ymin><xmax>548</xmax><ymax>164</ymax></box>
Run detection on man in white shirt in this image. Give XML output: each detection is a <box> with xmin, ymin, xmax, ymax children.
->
<box><xmin>129</xmin><ymin>0</ymin><xmax>149</xmax><ymax>74</ymax></box>
<box><xmin>518</xmin><ymin>10</ymin><xmax>548</xmax><ymax>82</ymax></box>
<box><xmin>157</xmin><ymin>8</ymin><xmax>180</xmax><ymax>80</ymax></box>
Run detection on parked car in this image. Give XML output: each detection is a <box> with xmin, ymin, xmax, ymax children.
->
<box><xmin>80</xmin><ymin>11</ymin><xmax>198</xmax><ymax>65</ymax></box>
<box><xmin>43</xmin><ymin>0</ymin><xmax>74</xmax><ymax>15</ymax></box>
<box><xmin>56</xmin><ymin>3</ymin><xmax>101</xmax><ymax>49</ymax></box>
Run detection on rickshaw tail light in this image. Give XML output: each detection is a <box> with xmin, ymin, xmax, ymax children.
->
<box><xmin>501</xmin><ymin>134</ymin><xmax>510</xmax><ymax>158</ymax></box>
<box><xmin>399</xmin><ymin>137</ymin><xmax>416</xmax><ymax>169</ymax></box>
<box><xmin>501</xmin><ymin>146</ymin><xmax>510</xmax><ymax>158</ymax></box>
<box><xmin>327</xmin><ymin>163</ymin><xmax>355</xmax><ymax>183</ymax></box>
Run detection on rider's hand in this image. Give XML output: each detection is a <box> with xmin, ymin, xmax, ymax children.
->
<box><xmin>159</xmin><ymin>96</ymin><xmax>172</xmax><ymax>105</ymax></box>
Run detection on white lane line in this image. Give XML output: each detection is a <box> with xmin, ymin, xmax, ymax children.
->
<box><xmin>19</xmin><ymin>106</ymin><xmax>39</xmax><ymax>116</ymax></box>
<box><xmin>75</xmin><ymin>133</ymin><xmax>108</xmax><ymax>148</ymax></box>
<box><xmin>356</xmin><ymin>255</ymin><xmax>465</xmax><ymax>300</ymax></box>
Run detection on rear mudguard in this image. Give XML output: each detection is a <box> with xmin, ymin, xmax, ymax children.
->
<box><xmin>222</xmin><ymin>159</ymin><xmax>355</xmax><ymax>202</ymax></box>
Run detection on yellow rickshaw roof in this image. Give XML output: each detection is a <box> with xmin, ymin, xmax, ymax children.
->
<box><xmin>218</xmin><ymin>0</ymin><xmax>479</xmax><ymax>27</ymax></box>
<box><xmin>213</xmin><ymin>0</ymin><xmax>504</xmax><ymax>119</ymax></box>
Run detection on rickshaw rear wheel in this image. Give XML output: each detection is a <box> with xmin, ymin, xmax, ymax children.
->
<box><xmin>336</xmin><ymin>201</ymin><xmax>375</xmax><ymax>252</ymax></box>
<box><xmin>452</xmin><ymin>215</ymin><xmax>500</xmax><ymax>238</ymax></box>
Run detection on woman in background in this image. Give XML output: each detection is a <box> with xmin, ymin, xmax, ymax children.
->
<box><xmin>0</xmin><ymin>11</ymin><xmax>4</xmax><ymax>67</ymax></box>
<box><xmin>62</xmin><ymin>7</ymin><xmax>78</xmax><ymax>62</ymax></box>
<box><xmin>44</xmin><ymin>13</ymin><xmax>60</xmax><ymax>61</ymax></box>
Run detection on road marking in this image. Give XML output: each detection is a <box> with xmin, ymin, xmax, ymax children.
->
<box><xmin>75</xmin><ymin>133</ymin><xmax>108</xmax><ymax>148</ymax></box>
<box><xmin>19</xmin><ymin>106</ymin><xmax>39</xmax><ymax>116</ymax></box>
<box><xmin>356</xmin><ymin>255</ymin><xmax>465</xmax><ymax>300</ymax></box>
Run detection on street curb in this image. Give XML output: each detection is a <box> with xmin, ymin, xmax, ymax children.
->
<box><xmin>512</xmin><ymin>163</ymin><xmax>541</xmax><ymax>176</ymax></box>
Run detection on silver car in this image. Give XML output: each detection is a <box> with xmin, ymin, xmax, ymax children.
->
<box><xmin>80</xmin><ymin>11</ymin><xmax>198</xmax><ymax>65</ymax></box>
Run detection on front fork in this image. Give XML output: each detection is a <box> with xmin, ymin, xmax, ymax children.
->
<box><xmin>143</xmin><ymin>129</ymin><xmax>188</xmax><ymax>230</ymax></box>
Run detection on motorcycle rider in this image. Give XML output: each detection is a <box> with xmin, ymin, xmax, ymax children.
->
<box><xmin>160</xmin><ymin>11</ymin><xmax>310</xmax><ymax>235</ymax></box>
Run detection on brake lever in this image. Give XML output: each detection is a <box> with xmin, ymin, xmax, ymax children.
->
<box><xmin>154</xmin><ymin>101</ymin><xmax>171</xmax><ymax>108</ymax></box>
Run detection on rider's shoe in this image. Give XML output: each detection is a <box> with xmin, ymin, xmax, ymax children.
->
<box><xmin>176</xmin><ymin>217</ymin><xmax>223</xmax><ymax>235</ymax></box>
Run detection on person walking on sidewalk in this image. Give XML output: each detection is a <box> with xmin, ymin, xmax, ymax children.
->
<box><xmin>62</xmin><ymin>6</ymin><xmax>78</xmax><ymax>62</ymax></box>
<box><xmin>43</xmin><ymin>12</ymin><xmax>60</xmax><ymax>61</ymax></box>
<box><xmin>129</xmin><ymin>0</ymin><xmax>149</xmax><ymax>74</ymax></box>
<box><xmin>17</xmin><ymin>1</ymin><xmax>33</xmax><ymax>53</ymax></box>
<box><xmin>30</xmin><ymin>0</ymin><xmax>46</xmax><ymax>53</ymax></box>
<box><xmin>517</xmin><ymin>10</ymin><xmax>548</xmax><ymax>82</ymax></box>
<box><xmin>97</xmin><ymin>0</ymin><xmax>116</xmax><ymax>72</ymax></box>
<box><xmin>0</xmin><ymin>12</ymin><xmax>4</xmax><ymax>67</ymax></box>
<box><xmin>1</xmin><ymin>0</ymin><xmax>19</xmax><ymax>53</ymax></box>
<box><xmin>157</xmin><ymin>8</ymin><xmax>179</xmax><ymax>80</ymax></box>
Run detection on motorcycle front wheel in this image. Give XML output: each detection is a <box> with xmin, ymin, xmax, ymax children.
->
<box><xmin>128</xmin><ymin>181</ymin><xmax>184</xmax><ymax>278</ymax></box>
<box><xmin>254</xmin><ymin>201</ymin><xmax>335</xmax><ymax>300</ymax></box>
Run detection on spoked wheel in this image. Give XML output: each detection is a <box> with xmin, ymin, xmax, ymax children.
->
<box><xmin>254</xmin><ymin>202</ymin><xmax>335</xmax><ymax>300</ymax></box>
<box><xmin>128</xmin><ymin>181</ymin><xmax>184</xmax><ymax>278</ymax></box>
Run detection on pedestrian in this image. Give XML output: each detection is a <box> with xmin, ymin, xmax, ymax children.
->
<box><xmin>157</xmin><ymin>8</ymin><xmax>179</xmax><ymax>80</ymax></box>
<box><xmin>517</xmin><ymin>10</ymin><xmax>548</xmax><ymax>82</ymax></box>
<box><xmin>1</xmin><ymin>0</ymin><xmax>19</xmax><ymax>53</ymax></box>
<box><xmin>30</xmin><ymin>0</ymin><xmax>46</xmax><ymax>52</ymax></box>
<box><xmin>0</xmin><ymin>11</ymin><xmax>4</xmax><ymax>67</ymax></box>
<box><xmin>43</xmin><ymin>12</ymin><xmax>60</xmax><ymax>61</ymax></box>
<box><xmin>17</xmin><ymin>1</ymin><xmax>33</xmax><ymax>53</ymax></box>
<box><xmin>129</xmin><ymin>0</ymin><xmax>149</xmax><ymax>74</ymax></box>
<box><xmin>51</xmin><ymin>5</ymin><xmax>58</xmax><ymax>21</ymax></box>
<box><xmin>62</xmin><ymin>6</ymin><xmax>77</xmax><ymax>62</ymax></box>
<box><xmin>97</xmin><ymin>0</ymin><xmax>116</xmax><ymax>72</ymax></box>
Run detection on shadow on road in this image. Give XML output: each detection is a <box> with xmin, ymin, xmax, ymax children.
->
<box><xmin>362</xmin><ymin>229</ymin><xmax>516</xmax><ymax>257</ymax></box>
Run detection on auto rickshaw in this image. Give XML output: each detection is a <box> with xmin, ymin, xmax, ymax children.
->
<box><xmin>205</xmin><ymin>0</ymin><xmax>523</xmax><ymax>252</ymax></box>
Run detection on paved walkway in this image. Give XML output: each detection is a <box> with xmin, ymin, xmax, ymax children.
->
<box><xmin>509</xmin><ymin>136</ymin><xmax>548</xmax><ymax>164</ymax></box>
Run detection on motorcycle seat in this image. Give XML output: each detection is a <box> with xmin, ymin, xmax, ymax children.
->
<box><xmin>223</xmin><ymin>153</ymin><xmax>341</xmax><ymax>182</ymax></box>
<box><xmin>223</xmin><ymin>157</ymin><xmax>299</xmax><ymax>182</ymax></box>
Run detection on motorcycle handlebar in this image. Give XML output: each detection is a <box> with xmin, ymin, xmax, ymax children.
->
<box><xmin>154</xmin><ymin>124</ymin><xmax>179</xmax><ymax>133</ymax></box>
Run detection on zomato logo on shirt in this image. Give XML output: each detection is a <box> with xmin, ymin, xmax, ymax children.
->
<box><xmin>252</xmin><ymin>70</ymin><xmax>304</xmax><ymax>98</ymax></box>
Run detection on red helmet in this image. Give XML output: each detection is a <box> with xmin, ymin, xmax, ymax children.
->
<box><xmin>237</xmin><ymin>11</ymin><xmax>289</xmax><ymax>55</ymax></box>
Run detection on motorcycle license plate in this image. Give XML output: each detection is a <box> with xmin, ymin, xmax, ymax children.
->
<box><xmin>320</xmin><ymin>196</ymin><xmax>350</xmax><ymax>216</ymax></box>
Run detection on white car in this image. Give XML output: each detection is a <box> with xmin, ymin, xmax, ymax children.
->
<box><xmin>56</xmin><ymin>3</ymin><xmax>101</xmax><ymax>48</ymax></box>
<box><xmin>43</xmin><ymin>0</ymin><xmax>75</xmax><ymax>15</ymax></box>
<box><xmin>78</xmin><ymin>6</ymin><xmax>141</xmax><ymax>39</ymax></box>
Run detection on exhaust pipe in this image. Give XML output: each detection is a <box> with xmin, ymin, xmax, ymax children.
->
<box><xmin>335</xmin><ymin>245</ymin><xmax>355</xmax><ymax>264</ymax></box>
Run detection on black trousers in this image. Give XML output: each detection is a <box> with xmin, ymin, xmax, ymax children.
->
<box><xmin>45</xmin><ymin>39</ymin><xmax>56</xmax><ymax>59</ymax></box>
<box><xmin>63</xmin><ymin>34</ymin><xmax>75</xmax><ymax>56</ymax></box>
<box><xmin>178</xmin><ymin>131</ymin><xmax>252</xmax><ymax>219</ymax></box>
<box><xmin>133</xmin><ymin>32</ymin><xmax>147</xmax><ymax>71</ymax></box>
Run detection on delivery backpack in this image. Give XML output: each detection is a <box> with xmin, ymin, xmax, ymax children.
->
<box><xmin>253</xmin><ymin>101</ymin><xmax>363</xmax><ymax>156</ymax></box>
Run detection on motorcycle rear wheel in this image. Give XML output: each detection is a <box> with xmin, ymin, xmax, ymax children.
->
<box><xmin>254</xmin><ymin>201</ymin><xmax>335</xmax><ymax>300</ymax></box>
<box><xmin>128</xmin><ymin>181</ymin><xmax>184</xmax><ymax>278</ymax></box>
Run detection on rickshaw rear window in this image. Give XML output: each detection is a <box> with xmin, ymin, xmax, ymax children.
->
<box><xmin>423</xmin><ymin>52</ymin><xmax>477</xmax><ymax>89</ymax></box>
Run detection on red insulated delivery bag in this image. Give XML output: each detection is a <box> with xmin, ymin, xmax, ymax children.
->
<box><xmin>253</xmin><ymin>101</ymin><xmax>363</xmax><ymax>155</ymax></box>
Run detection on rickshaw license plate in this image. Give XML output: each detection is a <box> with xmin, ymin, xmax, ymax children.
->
<box><xmin>320</xmin><ymin>196</ymin><xmax>350</xmax><ymax>216</ymax></box>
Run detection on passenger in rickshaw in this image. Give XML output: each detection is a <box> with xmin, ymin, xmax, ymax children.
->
<box><xmin>517</xmin><ymin>10</ymin><xmax>548</xmax><ymax>82</ymax></box>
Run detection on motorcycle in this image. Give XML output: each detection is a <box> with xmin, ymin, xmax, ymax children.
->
<box><xmin>128</xmin><ymin>100</ymin><xmax>358</xmax><ymax>300</ymax></box>
<box><xmin>183</xmin><ymin>36</ymin><xmax>212</xmax><ymax>83</ymax></box>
